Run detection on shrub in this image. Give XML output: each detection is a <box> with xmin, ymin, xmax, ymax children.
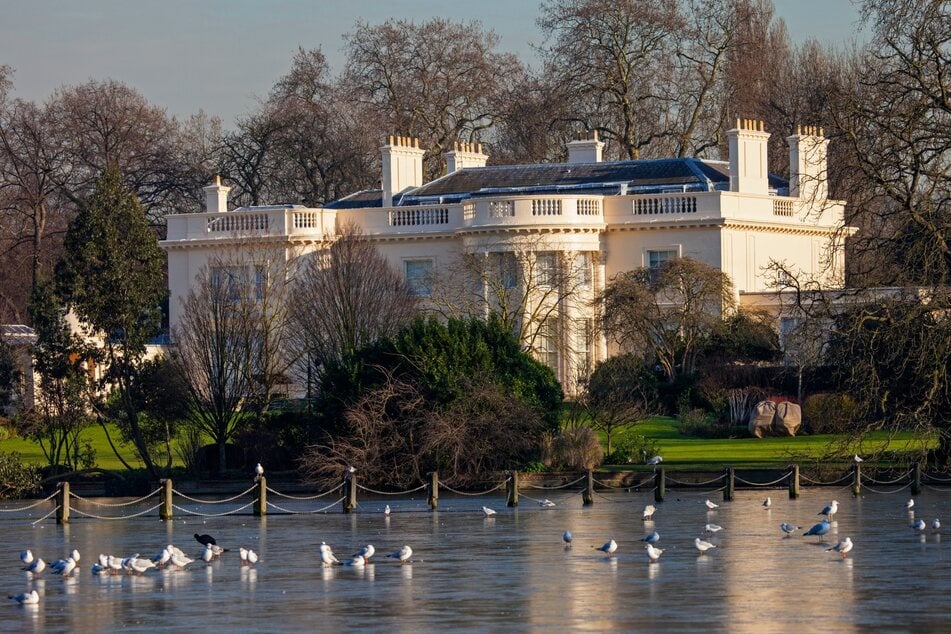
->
<box><xmin>603</xmin><ymin>431</ymin><xmax>659</xmax><ymax>465</ymax></box>
<box><xmin>803</xmin><ymin>393</ymin><xmax>858</xmax><ymax>434</ymax></box>
<box><xmin>542</xmin><ymin>428</ymin><xmax>603</xmax><ymax>470</ymax></box>
<box><xmin>0</xmin><ymin>451</ymin><xmax>39</xmax><ymax>499</ymax></box>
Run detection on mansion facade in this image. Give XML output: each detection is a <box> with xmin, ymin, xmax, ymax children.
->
<box><xmin>162</xmin><ymin>120</ymin><xmax>851</xmax><ymax>389</ymax></box>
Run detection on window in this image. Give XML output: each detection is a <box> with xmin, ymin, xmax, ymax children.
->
<box><xmin>210</xmin><ymin>266</ymin><xmax>246</xmax><ymax>302</ymax></box>
<box><xmin>405</xmin><ymin>259</ymin><xmax>435</xmax><ymax>298</ymax></box>
<box><xmin>499</xmin><ymin>253</ymin><xmax>518</xmax><ymax>289</ymax></box>
<box><xmin>574</xmin><ymin>253</ymin><xmax>591</xmax><ymax>288</ymax></box>
<box><xmin>254</xmin><ymin>265</ymin><xmax>267</xmax><ymax>301</ymax></box>
<box><xmin>647</xmin><ymin>249</ymin><xmax>677</xmax><ymax>269</ymax></box>
<box><xmin>779</xmin><ymin>317</ymin><xmax>799</xmax><ymax>349</ymax></box>
<box><xmin>579</xmin><ymin>318</ymin><xmax>593</xmax><ymax>375</ymax></box>
<box><xmin>538</xmin><ymin>321</ymin><xmax>558</xmax><ymax>371</ymax></box>
<box><xmin>536</xmin><ymin>252</ymin><xmax>556</xmax><ymax>287</ymax></box>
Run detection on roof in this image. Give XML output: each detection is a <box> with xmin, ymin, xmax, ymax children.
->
<box><xmin>0</xmin><ymin>325</ymin><xmax>37</xmax><ymax>346</ymax></box>
<box><xmin>324</xmin><ymin>158</ymin><xmax>788</xmax><ymax>208</ymax></box>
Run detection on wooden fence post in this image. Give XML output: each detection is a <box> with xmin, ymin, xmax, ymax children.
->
<box><xmin>427</xmin><ymin>472</ymin><xmax>439</xmax><ymax>511</ymax></box>
<box><xmin>582</xmin><ymin>469</ymin><xmax>594</xmax><ymax>506</ymax></box>
<box><xmin>723</xmin><ymin>467</ymin><xmax>735</xmax><ymax>501</ymax></box>
<box><xmin>343</xmin><ymin>474</ymin><xmax>357</xmax><ymax>513</ymax></box>
<box><xmin>851</xmin><ymin>463</ymin><xmax>862</xmax><ymax>496</ymax></box>
<box><xmin>56</xmin><ymin>481</ymin><xmax>70</xmax><ymax>525</ymax></box>
<box><xmin>912</xmin><ymin>462</ymin><xmax>922</xmax><ymax>495</ymax></box>
<box><xmin>654</xmin><ymin>467</ymin><xmax>665</xmax><ymax>502</ymax></box>
<box><xmin>253</xmin><ymin>476</ymin><xmax>267</xmax><ymax>516</ymax></box>
<box><xmin>160</xmin><ymin>478</ymin><xmax>173</xmax><ymax>520</ymax></box>
<box><xmin>788</xmin><ymin>464</ymin><xmax>800</xmax><ymax>499</ymax></box>
<box><xmin>506</xmin><ymin>471</ymin><xmax>519</xmax><ymax>507</ymax></box>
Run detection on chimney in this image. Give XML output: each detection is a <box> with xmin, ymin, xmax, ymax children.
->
<box><xmin>203</xmin><ymin>175</ymin><xmax>230</xmax><ymax>213</ymax></box>
<box><xmin>787</xmin><ymin>125</ymin><xmax>829</xmax><ymax>201</ymax></box>
<box><xmin>382</xmin><ymin>135</ymin><xmax>426</xmax><ymax>207</ymax></box>
<box><xmin>726</xmin><ymin>119</ymin><xmax>771</xmax><ymax>194</ymax></box>
<box><xmin>445</xmin><ymin>141</ymin><xmax>488</xmax><ymax>174</ymax></box>
<box><xmin>566</xmin><ymin>130</ymin><xmax>604</xmax><ymax>164</ymax></box>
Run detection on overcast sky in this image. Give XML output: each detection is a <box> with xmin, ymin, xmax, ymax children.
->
<box><xmin>2</xmin><ymin>0</ymin><xmax>866</xmax><ymax>126</ymax></box>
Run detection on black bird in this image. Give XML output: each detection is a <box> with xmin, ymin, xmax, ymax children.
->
<box><xmin>194</xmin><ymin>533</ymin><xmax>217</xmax><ymax>547</ymax></box>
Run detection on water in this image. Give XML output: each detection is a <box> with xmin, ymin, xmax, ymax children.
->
<box><xmin>0</xmin><ymin>488</ymin><xmax>948</xmax><ymax>632</ymax></box>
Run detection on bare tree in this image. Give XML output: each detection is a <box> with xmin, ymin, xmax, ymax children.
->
<box><xmin>343</xmin><ymin>18</ymin><xmax>521</xmax><ymax>178</ymax></box>
<box><xmin>601</xmin><ymin>257</ymin><xmax>735</xmax><ymax>382</ymax></box>
<box><xmin>288</xmin><ymin>224</ymin><xmax>417</xmax><ymax>384</ymax></box>
<box><xmin>217</xmin><ymin>106</ymin><xmax>287</xmax><ymax>207</ymax></box>
<box><xmin>582</xmin><ymin>354</ymin><xmax>660</xmax><ymax>454</ymax></box>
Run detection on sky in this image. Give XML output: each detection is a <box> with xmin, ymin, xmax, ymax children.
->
<box><xmin>2</xmin><ymin>0</ymin><xmax>866</xmax><ymax>126</ymax></box>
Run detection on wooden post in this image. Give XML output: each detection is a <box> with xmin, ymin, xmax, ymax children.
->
<box><xmin>912</xmin><ymin>462</ymin><xmax>922</xmax><ymax>495</ymax></box>
<box><xmin>506</xmin><ymin>471</ymin><xmax>519</xmax><ymax>507</ymax></box>
<box><xmin>56</xmin><ymin>481</ymin><xmax>70</xmax><ymax>525</ymax></box>
<box><xmin>723</xmin><ymin>467</ymin><xmax>735</xmax><ymax>501</ymax></box>
<box><xmin>582</xmin><ymin>469</ymin><xmax>594</xmax><ymax>506</ymax></box>
<box><xmin>851</xmin><ymin>463</ymin><xmax>862</xmax><ymax>496</ymax></box>
<box><xmin>788</xmin><ymin>464</ymin><xmax>800</xmax><ymax>499</ymax></box>
<box><xmin>253</xmin><ymin>476</ymin><xmax>267</xmax><ymax>516</ymax></box>
<box><xmin>654</xmin><ymin>467</ymin><xmax>665</xmax><ymax>502</ymax></box>
<box><xmin>427</xmin><ymin>472</ymin><xmax>439</xmax><ymax>511</ymax></box>
<box><xmin>343</xmin><ymin>474</ymin><xmax>357</xmax><ymax>513</ymax></box>
<box><xmin>160</xmin><ymin>478</ymin><xmax>173</xmax><ymax>520</ymax></box>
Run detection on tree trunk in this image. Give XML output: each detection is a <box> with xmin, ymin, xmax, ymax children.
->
<box><xmin>217</xmin><ymin>439</ymin><xmax>227</xmax><ymax>474</ymax></box>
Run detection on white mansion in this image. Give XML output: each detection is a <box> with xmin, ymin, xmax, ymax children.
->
<box><xmin>162</xmin><ymin>120</ymin><xmax>850</xmax><ymax>388</ymax></box>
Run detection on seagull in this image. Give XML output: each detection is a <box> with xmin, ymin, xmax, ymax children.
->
<box><xmin>201</xmin><ymin>544</ymin><xmax>214</xmax><ymax>563</ymax></box>
<box><xmin>704</xmin><ymin>523</ymin><xmax>723</xmax><ymax>534</ymax></box>
<box><xmin>194</xmin><ymin>533</ymin><xmax>217</xmax><ymax>547</ymax></box>
<box><xmin>255</xmin><ymin>463</ymin><xmax>264</xmax><ymax>477</ymax></box>
<box><xmin>152</xmin><ymin>548</ymin><xmax>171</xmax><ymax>567</ymax></box>
<box><xmin>642</xmin><ymin>531</ymin><xmax>660</xmax><ymax>544</ymax></box>
<box><xmin>780</xmin><ymin>523</ymin><xmax>801</xmax><ymax>536</ymax></box>
<box><xmin>596</xmin><ymin>539</ymin><xmax>618</xmax><ymax>555</ymax></box>
<box><xmin>645</xmin><ymin>544</ymin><xmax>664</xmax><ymax>563</ymax></box>
<box><xmin>8</xmin><ymin>590</ymin><xmax>39</xmax><ymax>605</ymax></box>
<box><xmin>705</xmin><ymin>500</ymin><xmax>719</xmax><ymax>510</ymax></box>
<box><xmin>20</xmin><ymin>550</ymin><xmax>34</xmax><ymax>566</ymax></box>
<box><xmin>906</xmin><ymin>499</ymin><xmax>915</xmax><ymax>511</ymax></box>
<box><xmin>646</xmin><ymin>455</ymin><xmax>663</xmax><ymax>465</ymax></box>
<box><xmin>826</xmin><ymin>537</ymin><xmax>853</xmax><ymax>559</ymax></box>
<box><xmin>643</xmin><ymin>505</ymin><xmax>656</xmax><ymax>520</ymax></box>
<box><xmin>912</xmin><ymin>519</ymin><xmax>926</xmax><ymax>532</ymax></box>
<box><xmin>386</xmin><ymin>545</ymin><xmax>413</xmax><ymax>564</ymax></box>
<box><xmin>694</xmin><ymin>538</ymin><xmax>717</xmax><ymax>554</ymax></box>
<box><xmin>319</xmin><ymin>542</ymin><xmax>339</xmax><ymax>566</ymax></box>
<box><xmin>819</xmin><ymin>500</ymin><xmax>838</xmax><ymax>519</ymax></box>
<box><xmin>90</xmin><ymin>563</ymin><xmax>105</xmax><ymax>575</ymax></box>
<box><xmin>169</xmin><ymin>552</ymin><xmax>193</xmax><ymax>568</ymax></box>
<box><xmin>563</xmin><ymin>530</ymin><xmax>573</xmax><ymax>546</ymax></box>
<box><xmin>538</xmin><ymin>499</ymin><xmax>556</xmax><ymax>507</ymax></box>
<box><xmin>167</xmin><ymin>545</ymin><xmax>188</xmax><ymax>559</ymax></box>
<box><xmin>482</xmin><ymin>506</ymin><xmax>497</xmax><ymax>517</ymax></box>
<box><xmin>346</xmin><ymin>465</ymin><xmax>357</xmax><ymax>474</ymax></box>
<box><xmin>933</xmin><ymin>518</ymin><xmax>941</xmax><ymax>532</ymax></box>
<box><xmin>353</xmin><ymin>545</ymin><xmax>375</xmax><ymax>562</ymax></box>
<box><xmin>51</xmin><ymin>557</ymin><xmax>77</xmax><ymax>576</ymax></box>
<box><xmin>128</xmin><ymin>557</ymin><xmax>156</xmax><ymax>575</ymax></box>
<box><xmin>804</xmin><ymin>520</ymin><xmax>831</xmax><ymax>542</ymax></box>
<box><xmin>384</xmin><ymin>504</ymin><xmax>391</xmax><ymax>516</ymax></box>
<box><xmin>23</xmin><ymin>558</ymin><xmax>45</xmax><ymax>574</ymax></box>
<box><xmin>343</xmin><ymin>554</ymin><xmax>366</xmax><ymax>567</ymax></box>
<box><xmin>763</xmin><ymin>497</ymin><xmax>771</xmax><ymax>509</ymax></box>
<box><xmin>247</xmin><ymin>550</ymin><xmax>258</xmax><ymax>565</ymax></box>
<box><xmin>107</xmin><ymin>556</ymin><xmax>123</xmax><ymax>574</ymax></box>
<box><xmin>239</xmin><ymin>547</ymin><xmax>249</xmax><ymax>563</ymax></box>
<box><xmin>853</xmin><ymin>454</ymin><xmax>863</xmax><ymax>463</ymax></box>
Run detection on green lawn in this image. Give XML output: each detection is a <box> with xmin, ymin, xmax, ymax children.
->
<box><xmin>617</xmin><ymin>417</ymin><xmax>931</xmax><ymax>469</ymax></box>
<box><xmin>0</xmin><ymin>424</ymin><xmax>182</xmax><ymax>471</ymax></box>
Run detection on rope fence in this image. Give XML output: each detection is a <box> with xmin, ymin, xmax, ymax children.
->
<box><xmin>861</xmin><ymin>470</ymin><xmax>913</xmax><ymax>486</ymax></box>
<box><xmin>31</xmin><ymin>505</ymin><xmax>59</xmax><ymax>527</ymax></box>
<box><xmin>69</xmin><ymin>488</ymin><xmax>161</xmax><ymax>507</ymax></box>
<box><xmin>70</xmin><ymin>502</ymin><xmax>164</xmax><ymax>521</ymax></box>
<box><xmin>440</xmin><ymin>480</ymin><xmax>508</xmax><ymax>496</ymax></box>
<box><xmin>356</xmin><ymin>483</ymin><xmax>427</xmax><ymax>496</ymax></box>
<box><xmin>0</xmin><ymin>490</ymin><xmax>58</xmax><ymax>513</ymax></box>
<box><xmin>171</xmin><ymin>500</ymin><xmax>257</xmax><ymax>517</ymax></box>
<box><xmin>265</xmin><ymin>497</ymin><xmax>345</xmax><ymax>515</ymax></box>
<box><xmin>266</xmin><ymin>482</ymin><xmax>344</xmax><ymax>500</ymax></box>
<box><xmin>734</xmin><ymin>473</ymin><xmax>790</xmax><ymax>487</ymax></box>
<box><xmin>524</xmin><ymin>475</ymin><xmax>587</xmax><ymax>490</ymax></box>
<box><xmin>171</xmin><ymin>485</ymin><xmax>256</xmax><ymax>505</ymax></box>
<box><xmin>800</xmin><ymin>472</ymin><xmax>853</xmax><ymax>486</ymax></box>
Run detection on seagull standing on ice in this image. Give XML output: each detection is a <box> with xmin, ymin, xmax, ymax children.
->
<box><xmin>596</xmin><ymin>539</ymin><xmax>618</xmax><ymax>555</ymax></box>
<box><xmin>482</xmin><ymin>506</ymin><xmax>497</xmax><ymax>517</ymax></box>
<box><xmin>705</xmin><ymin>499</ymin><xmax>719</xmax><ymax>510</ymax></box>
<box><xmin>645</xmin><ymin>544</ymin><xmax>664</xmax><ymax>563</ymax></box>
<box><xmin>343</xmin><ymin>555</ymin><xmax>366</xmax><ymax>567</ymax></box>
<box><xmin>538</xmin><ymin>499</ymin><xmax>556</xmax><ymax>507</ymax></box>
<box><xmin>912</xmin><ymin>519</ymin><xmax>926</xmax><ymax>532</ymax></box>
<box><xmin>353</xmin><ymin>545</ymin><xmax>375</xmax><ymax>563</ymax></box>
<box><xmin>319</xmin><ymin>542</ymin><xmax>339</xmax><ymax>567</ymax></box>
<box><xmin>763</xmin><ymin>497</ymin><xmax>771</xmax><ymax>509</ymax></box>
<box><xmin>386</xmin><ymin>545</ymin><xmax>413</xmax><ymax>564</ymax></box>
<box><xmin>642</xmin><ymin>531</ymin><xmax>660</xmax><ymax>544</ymax></box>
<box><xmin>51</xmin><ymin>557</ymin><xmax>77</xmax><ymax>576</ymax></box>
<box><xmin>23</xmin><ymin>558</ymin><xmax>45</xmax><ymax>574</ymax></box>
<box><xmin>826</xmin><ymin>537</ymin><xmax>853</xmax><ymax>559</ymax></box>
<box><xmin>933</xmin><ymin>519</ymin><xmax>941</xmax><ymax>532</ymax></box>
<box><xmin>20</xmin><ymin>550</ymin><xmax>33</xmax><ymax>566</ymax></box>
<box><xmin>906</xmin><ymin>499</ymin><xmax>915</xmax><ymax>511</ymax></box>
<box><xmin>8</xmin><ymin>590</ymin><xmax>39</xmax><ymax>605</ymax></box>
<box><xmin>384</xmin><ymin>504</ymin><xmax>391</xmax><ymax>516</ymax></box>
<box><xmin>819</xmin><ymin>500</ymin><xmax>838</xmax><ymax>520</ymax></box>
<box><xmin>643</xmin><ymin>505</ymin><xmax>656</xmax><ymax>520</ymax></box>
<box><xmin>694</xmin><ymin>538</ymin><xmax>717</xmax><ymax>554</ymax></box>
<box><xmin>170</xmin><ymin>552</ymin><xmax>193</xmax><ymax>568</ymax></box>
<box><xmin>780</xmin><ymin>523</ymin><xmax>801</xmax><ymax>536</ymax></box>
<box><xmin>705</xmin><ymin>523</ymin><xmax>723</xmax><ymax>534</ymax></box>
<box><xmin>247</xmin><ymin>550</ymin><xmax>258</xmax><ymax>565</ymax></box>
<box><xmin>804</xmin><ymin>520</ymin><xmax>831</xmax><ymax>542</ymax></box>
<box><xmin>563</xmin><ymin>530</ymin><xmax>573</xmax><ymax>546</ymax></box>
<box><xmin>201</xmin><ymin>544</ymin><xmax>214</xmax><ymax>563</ymax></box>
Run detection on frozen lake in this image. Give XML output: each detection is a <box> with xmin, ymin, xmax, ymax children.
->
<box><xmin>0</xmin><ymin>487</ymin><xmax>948</xmax><ymax>632</ymax></box>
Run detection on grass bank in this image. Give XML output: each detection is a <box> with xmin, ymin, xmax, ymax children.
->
<box><xmin>618</xmin><ymin>417</ymin><xmax>930</xmax><ymax>469</ymax></box>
